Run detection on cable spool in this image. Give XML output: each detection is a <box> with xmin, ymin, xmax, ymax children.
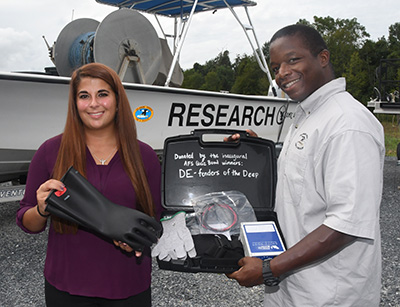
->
<box><xmin>53</xmin><ymin>9</ymin><xmax>162</xmax><ymax>85</ymax></box>
<box><xmin>94</xmin><ymin>9</ymin><xmax>162</xmax><ymax>84</ymax></box>
<box><xmin>54</xmin><ymin>18</ymin><xmax>100</xmax><ymax>77</ymax></box>
<box><xmin>69</xmin><ymin>32</ymin><xmax>96</xmax><ymax>69</ymax></box>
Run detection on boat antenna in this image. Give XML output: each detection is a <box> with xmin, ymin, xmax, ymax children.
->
<box><xmin>42</xmin><ymin>36</ymin><xmax>55</xmax><ymax>65</ymax></box>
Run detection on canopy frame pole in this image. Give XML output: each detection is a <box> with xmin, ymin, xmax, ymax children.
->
<box><xmin>154</xmin><ymin>14</ymin><xmax>167</xmax><ymax>39</ymax></box>
<box><xmin>222</xmin><ymin>0</ymin><xmax>277</xmax><ymax>96</ymax></box>
<box><xmin>164</xmin><ymin>0</ymin><xmax>198</xmax><ymax>86</ymax></box>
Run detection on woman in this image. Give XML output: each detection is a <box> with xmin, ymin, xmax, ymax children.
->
<box><xmin>16</xmin><ymin>63</ymin><xmax>162</xmax><ymax>306</ymax></box>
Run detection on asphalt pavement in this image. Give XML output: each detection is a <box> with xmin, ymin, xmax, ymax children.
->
<box><xmin>0</xmin><ymin>157</ymin><xmax>399</xmax><ymax>306</ymax></box>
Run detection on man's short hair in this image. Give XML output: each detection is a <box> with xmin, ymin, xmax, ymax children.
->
<box><xmin>270</xmin><ymin>24</ymin><xmax>328</xmax><ymax>57</ymax></box>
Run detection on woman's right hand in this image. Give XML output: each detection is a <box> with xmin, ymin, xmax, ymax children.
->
<box><xmin>22</xmin><ymin>179</ymin><xmax>65</xmax><ymax>231</ymax></box>
<box><xmin>36</xmin><ymin>179</ymin><xmax>65</xmax><ymax>214</ymax></box>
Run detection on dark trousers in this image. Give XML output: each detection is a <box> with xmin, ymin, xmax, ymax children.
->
<box><xmin>45</xmin><ymin>279</ymin><xmax>151</xmax><ymax>307</ymax></box>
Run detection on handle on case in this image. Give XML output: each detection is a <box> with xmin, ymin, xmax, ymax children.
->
<box><xmin>191</xmin><ymin>129</ymin><xmax>250</xmax><ymax>146</ymax></box>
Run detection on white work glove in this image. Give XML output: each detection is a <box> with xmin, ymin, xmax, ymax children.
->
<box><xmin>151</xmin><ymin>211</ymin><xmax>196</xmax><ymax>261</ymax></box>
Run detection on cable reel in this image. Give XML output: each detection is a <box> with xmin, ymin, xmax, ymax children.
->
<box><xmin>53</xmin><ymin>9</ymin><xmax>162</xmax><ymax>84</ymax></box>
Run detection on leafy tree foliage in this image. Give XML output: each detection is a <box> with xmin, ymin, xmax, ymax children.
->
<box><xmin>182</xmin><ymin>69</ymin><xmax>204</xmax><ymax>89</ymax></box>
<box><xmin>182</xmin><ymin>50</ymin><xmax>234</xmax><ymax>92</ymax></box>
<box><xmin>343</xmin><ymin>51</ymin><xmax>370</xmax><ymax>103</ymax></box>
<box><xmin>181</xmin><ymin>18</ymin><xmax>399</xmax><ymax>104</ymax></box>
<box><xmin>311</xmin><ymin>16</ymin><xmax>370</xmax><ymax>77</ymax></box>
<box><xmin>231</xmin><ymin>55</ymin><xmax>269</xmax><ymax>95</ymax></box>
<box><xmin>388</xmin><ymin>22</ymin><xmax>400</xmax><ymax>59</ymax></box>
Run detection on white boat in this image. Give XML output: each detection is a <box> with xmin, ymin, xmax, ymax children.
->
<box><xmin>0</xmin><ymin>0</ymin><xmax>296</xmax><ymax>202</ymax></box>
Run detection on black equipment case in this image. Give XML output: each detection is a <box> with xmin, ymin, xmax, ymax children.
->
<box><xmin>158</xmin><ymin>129</ymin><xmax>284</xmax><ymax>273</ymax></box>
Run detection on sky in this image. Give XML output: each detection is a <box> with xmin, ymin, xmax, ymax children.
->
<box><xmin>0</xmin><ymin>0</ymin><xmax>399</xmax><ymax>73</ymax></box>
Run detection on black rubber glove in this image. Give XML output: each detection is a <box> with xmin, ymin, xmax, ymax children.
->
<box><xmin>45</xmin><ymin>167</ymin><xmax>162</xmax><ymax>251</ymax></box>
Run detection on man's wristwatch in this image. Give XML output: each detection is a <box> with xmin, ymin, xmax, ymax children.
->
<box><xmin>262</xmin><ymin>259</ymin><xmax>280</xmax><ymax>286</ymax></box>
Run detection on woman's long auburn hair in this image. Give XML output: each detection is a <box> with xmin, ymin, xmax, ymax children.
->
<box><xmin>51</xmin><ymin>63</ymin><xmax>156</xmax><ymax>233</ymax></box>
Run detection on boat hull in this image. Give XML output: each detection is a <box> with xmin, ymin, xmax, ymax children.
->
<box><xmin>0</xmin><ymin>72</ymin><xmax>295</xmax><ymax>183</ymax></box>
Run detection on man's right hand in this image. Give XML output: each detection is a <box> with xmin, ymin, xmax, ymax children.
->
<box><xmin>223</xmin><ymin>129</ymin><xmax>258</xmax><ymax>142</ymax></box>
<box><xmin>226</xmin><ymin>256</ymin><xmax>264</xmax><ymax>287</ymax></box>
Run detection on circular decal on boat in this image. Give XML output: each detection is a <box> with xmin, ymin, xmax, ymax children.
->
<box><xmin>134</xmin><ymin>106</ymin><xmax>153</xmax><ymax>122</ymax></box>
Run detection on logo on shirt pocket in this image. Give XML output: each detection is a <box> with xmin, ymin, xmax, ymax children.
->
<box><xmin>295</xmin><ymin>133</ymin><xmax>308</xmax><ymax>150</ymax></box>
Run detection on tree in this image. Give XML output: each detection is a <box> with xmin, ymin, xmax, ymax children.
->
<box><xmin>182</xmin><ymin>50</ymin><xmax>235</xmax><ymax>92</ymax></box>
<box><xmin>311</xmin><ymin>16</ymin><xmax>370</xmax><ymax>77</ymax></box>
<box><xmin>359</xmin><ymin>38</ymin><xmax>390</xmax><ymax>98</ymax></box>
<box><xmin>388</xmin><ymin>23</ymin><xmax>400</xmax><ymax>59</ymax></box>
<box><xmin>231</xmin><ymin>55</ymin><xmax>269</xmax><ymax>95</ymax></box>
<box><xmin>201</xmin><ymin>71</ymin><xmax>219</xmax><ymax>91</ymax></box>
<box><xmin>181</xmin><ymin>69</ymin><xmax>204</xmax><ymax>89</ymax></box>
<box><xmin>180</xmin><ymin>18</ymin><xmax>399</xmax><ymax>105</ymax></box>
<box><xmin>343</xmin><ymin>51</ymin><xmax>370</xmax><ymax>103</ymax></box>
<box><xmin>294</xmin><ymin>17</ymin><xmax>373</xmax><ymax>103</ymax></box>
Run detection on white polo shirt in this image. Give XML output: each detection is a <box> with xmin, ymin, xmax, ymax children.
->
<box><xmin>265</xmin><ymin>78</ymin><xmax>385</xmax><ymax>307</ymax></box>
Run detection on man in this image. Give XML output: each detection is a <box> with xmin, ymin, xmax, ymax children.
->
<box><xmin>227</xmin><ymin>24</ymin><xmax>385</xmax><ymax>306</ymax></box>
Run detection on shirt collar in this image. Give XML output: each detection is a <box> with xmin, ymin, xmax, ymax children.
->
<box><xmin>298</xmin><ymin>78</ymin><xmax>346</xmax><ymax>116</ymax></box>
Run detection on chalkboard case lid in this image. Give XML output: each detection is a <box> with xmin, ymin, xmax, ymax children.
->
<box><xmin>161</xmin><ymin>129</ymin><xmax>277</xmax><ymax>221</ymax></box>
<box><xmin>159</xmin><ymin>129</ymin><xmax>284</xmax><ymax>273</ymax></box>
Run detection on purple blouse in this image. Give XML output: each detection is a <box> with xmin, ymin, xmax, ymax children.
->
<box><xmin>16</xmin><ymin>134</ymin><xmax>163</xmax><ymax>299</ymax></box>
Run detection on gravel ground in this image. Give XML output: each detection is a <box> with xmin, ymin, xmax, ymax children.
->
<box><xmin>0</xmin><ymin>157</ymin><xmax>399</xmax><ymax>306</ymax></box>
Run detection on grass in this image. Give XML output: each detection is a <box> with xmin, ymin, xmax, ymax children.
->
<box><xmin>378</xmin><ymin>115</ymin><xmax>400</xmax><ymax>157</ymax></box>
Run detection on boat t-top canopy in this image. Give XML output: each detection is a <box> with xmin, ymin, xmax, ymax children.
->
<box><xmin>95</xmin><ymin>0</ymin><xmax>275</xmax><ymax>94</ymax></box>
<box><xmin>95</xmin><ymin>0</ymin><xmax>256</xmax><ymax>17</ymax></box>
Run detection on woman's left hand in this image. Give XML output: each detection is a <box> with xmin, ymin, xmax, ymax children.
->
<box><xmin>113</xmin><ymin>240</ymin><xmax>142</xmax><ymax>257</ymax></box>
